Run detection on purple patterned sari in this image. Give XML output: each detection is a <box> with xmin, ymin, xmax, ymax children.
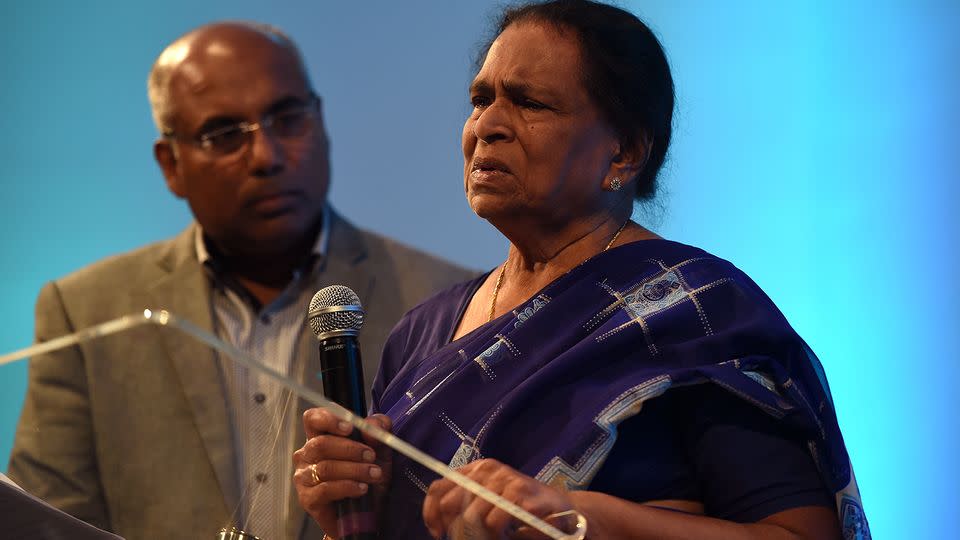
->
<box><xmin>373</xmin><ymin>239</ymin><xmax>869</xmax><ymax>539</ymax></box>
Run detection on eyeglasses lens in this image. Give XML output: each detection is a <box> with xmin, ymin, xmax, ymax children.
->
<box><xmin>198</xmin><ymin>105</ymin><xmax>314</xmax><ymax>155</ymax></box>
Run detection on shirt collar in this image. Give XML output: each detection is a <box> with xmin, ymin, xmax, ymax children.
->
<box><xmin>194</xmin><ymin>203</ymin><xmax>330</xmax><ymax>267</ymax></box>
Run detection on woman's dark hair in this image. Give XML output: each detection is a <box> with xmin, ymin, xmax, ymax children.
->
<box><xmin>480</xmin><ymin>0</ymin><xmax>674</xmax><ymax>200</ymax></box>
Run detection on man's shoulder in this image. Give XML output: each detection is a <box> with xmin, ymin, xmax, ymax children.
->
<box><xmin>358</xmin><ymin>227</ymin><xmax>478</xmax><ymax>311</ymax></box>
<box><xmin>398</xmin><ymin>272</ymin><xmax>485</xmax><ymax>327</ymax></box>
<box><xmin>361</xmin><ymin>228</ymin><xmax>472</xmax><ymax>273</ymax></box>
<box><xmin>52</xmin><ymin>228</ymin><xmax>192</xmax><ymax>295</ymax></box>
<box><xmin>338</xmin><ymin>216</ymin><xmax>478</xmax><ymax>292</ymax></box>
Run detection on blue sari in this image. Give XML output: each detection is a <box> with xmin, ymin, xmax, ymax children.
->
<box><xmin>373</xmin><ymin>239</ymin><xmax>870</xmax><ymax>539</ymax></box>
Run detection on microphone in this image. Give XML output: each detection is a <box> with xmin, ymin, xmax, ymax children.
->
<box><xmin>307</xmin><ymin>285</ymin><xmax>377</xmax><ymax>540</ymax></box>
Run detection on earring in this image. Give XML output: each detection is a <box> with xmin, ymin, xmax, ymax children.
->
<box><xmin>609</xmin><ymin>177</ymin><xmax>622</xmax><ymax>192</ymax></box>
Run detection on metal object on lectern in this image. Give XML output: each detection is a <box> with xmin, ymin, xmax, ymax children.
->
<box><xmin>217</xmin><ymin>526</ymin><xmax>261</xmax><ymax>540</ymax></box>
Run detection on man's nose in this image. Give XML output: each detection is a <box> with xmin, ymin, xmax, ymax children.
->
<box><xmin>248</xmin><ymin>127</ymin><xmax>285</xmax><ymax>177</ymax></box>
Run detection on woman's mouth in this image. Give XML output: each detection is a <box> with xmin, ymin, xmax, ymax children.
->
<box><xmin>470</xmin><ymin>157</ymin><xmax>513</xmax><ymax>182</ymax></box>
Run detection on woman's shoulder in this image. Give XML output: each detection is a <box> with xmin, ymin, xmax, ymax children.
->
<box><xmin>372</xmin><ymin>273</ymin><xmax>489</xmax><ymax>408</ymax></box>
<box><xmin>604</xmin><ymin>239</ymin><xmax>785</xmax><ymax>321</ymax></box>
<box><xmin>613</xmin><ymin>239</ymin><xmax>761</xmax><ymax>288</ymax></box>
<box><xmin>378</xmin><ymin>273</ymin><xmax>488</xmax><ymax>367</ymax></box>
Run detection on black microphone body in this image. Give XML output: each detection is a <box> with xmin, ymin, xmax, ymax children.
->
<box><xmin>311</xmin><ymin>286</ymin><xmax>378</xmax><ymax>540</ymax></box>
<box><xmin>319</xmin><ymin>335</ymin><xmax>368</xmax><ymax>418</ymax></box>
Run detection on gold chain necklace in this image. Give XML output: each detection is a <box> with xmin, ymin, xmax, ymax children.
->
<box><xmin>488</xmin><ymin>220</ymin><xmax>629</xmax><ymax>322</ymax></box>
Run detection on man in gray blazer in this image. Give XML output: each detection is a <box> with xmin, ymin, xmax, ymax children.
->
<box><xmin>8</xmin><ymin>22</ymin><xmax>473</xmax><ymax>540</ymax></box>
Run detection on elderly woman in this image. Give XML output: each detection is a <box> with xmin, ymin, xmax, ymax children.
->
<box><xmin>294</xmin><ymin>1</ymin><xmax>869</xmax><ymax>539</ymax></box>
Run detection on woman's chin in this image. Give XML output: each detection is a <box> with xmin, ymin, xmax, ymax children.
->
<box><xmin>469</xmin><ymin>201</ymin><xmax>513</xmax><ymax>224</ymax></box>
<box><xmin>468</xmin><ymin>191</ymin><xmax>521</xmax><ymax>220</ymax></box>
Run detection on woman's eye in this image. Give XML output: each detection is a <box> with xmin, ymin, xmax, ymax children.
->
<box><xmin>521</xmin><ymin>99</ymin><xmax>547</xmax><ymax>111</ymax></box>
<box><xmin>471</xmin><ymin>95</ymin><xmax>491</xmax><ymax>109</ymax></box>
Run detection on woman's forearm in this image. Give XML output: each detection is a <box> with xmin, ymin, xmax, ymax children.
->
<box><xmin>569</xmin><ymin>492</ymin><xmax>841</xmax><ymax>540</ymax></box>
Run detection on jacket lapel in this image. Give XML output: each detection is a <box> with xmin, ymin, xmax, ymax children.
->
<box><xmin>322</xmin><ymin>208</ymin><xmax>376</xmax><ymax>302</ymax></box>
<box><xmin>146</xmin><ymin>224</ymin><xmax>241</xmax><ymax>516</ymax></box>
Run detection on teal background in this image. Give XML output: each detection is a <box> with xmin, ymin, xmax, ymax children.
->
<box><xmin>1</xmin><ymin>1</ymin><xmax>957</xmax><ymax>538</ymax></box>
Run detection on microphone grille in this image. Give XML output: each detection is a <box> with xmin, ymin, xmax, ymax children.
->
<box><xmin>308</xmin><ymin>285</ymin><xmax>364</xmax><ymax>337</ymax></box>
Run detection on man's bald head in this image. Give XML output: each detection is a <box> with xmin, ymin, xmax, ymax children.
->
<box><xmin>147</xmin><ymin>21</ymin><xmax>312</xmax><ymax>134</ymax></box>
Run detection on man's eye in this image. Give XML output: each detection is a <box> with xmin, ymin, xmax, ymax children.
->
<box><xmin>202</xmin><ymin>127</ymin><xmax>246</xmax><ymax>151</ymax></box>
<box><xmin>272</xmin><ymin>110</ymin><xmax>311</xmax><ymax>137</ymax></box>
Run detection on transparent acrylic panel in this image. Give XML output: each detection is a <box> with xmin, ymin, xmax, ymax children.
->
<box><xmin>0</xmin><ymin>310</ymin><xmax>584</xmax><ymax>540</ymax></box>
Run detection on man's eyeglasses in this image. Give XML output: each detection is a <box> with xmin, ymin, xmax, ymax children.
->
<box><xmin>165</xmin><ymin>95</ymin><xmax>319</xmax><ymax>156</ymax></box>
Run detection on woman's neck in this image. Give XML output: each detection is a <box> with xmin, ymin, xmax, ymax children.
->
<box><xmin>451</xmin><ymin>209</ymin><xmax>659</xmax><ymax>342</ymax></box>
<box><xmin>505</xmin><ymin>216</ymin><xmax>623</xmax><ymax>285</ymax></box>
<box><xmin>492</xmin><ymin>216</ymin><xmax>658</xmax><ymax>318</ymax></box>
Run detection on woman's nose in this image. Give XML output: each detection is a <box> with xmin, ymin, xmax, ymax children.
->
<box><xmin>472</xmin><ymin>101</ymin><xmax>514</xmax><ymax>144</ymax></box>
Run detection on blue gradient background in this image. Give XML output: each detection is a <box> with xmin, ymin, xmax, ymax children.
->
<box><xmin>1</xmin><ymin>2</ymin><xmax>957</xmax><ymax>538</ymax></box>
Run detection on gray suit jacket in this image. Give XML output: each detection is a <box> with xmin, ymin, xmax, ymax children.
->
<box><xmin>8</xmin><ymin>210</ymin><xmax>474</xmax><ymax>540</ymax></box>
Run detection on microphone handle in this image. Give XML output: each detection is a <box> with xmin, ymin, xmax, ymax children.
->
<box><xmin>319</xmin><ymin>335</ymin><xmax>377</xmax><ymax>540</ymax></box>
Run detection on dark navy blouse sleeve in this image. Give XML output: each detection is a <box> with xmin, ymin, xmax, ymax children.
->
<box><xmin>590</xmin><ymin>384</ymin><xmax>835</xmax><ymax>522</ymax></box>
<box><xmin>370</xmin><ymin>318</ymin><xmax>409</xmax><ymax>414</ymax></box>
<box><xmin>683</xmin><ymin>385</ymin><xmax>835</xmax><ymax>522</ymax></box>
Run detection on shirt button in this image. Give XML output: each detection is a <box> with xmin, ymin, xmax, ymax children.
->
<box><xmin>255</xmin><ymin>473</ymin><xmax>268</xmax><ymax>483</ymax></box>
<box><xmin>253</xmin><ymin>393</ymin><xmax>266</xmax><ymax>404</ymax></box>
<box><xmin>260</xmin><ymin>314</ymin><xmax>271</xmax><ymax>324</ymax></box>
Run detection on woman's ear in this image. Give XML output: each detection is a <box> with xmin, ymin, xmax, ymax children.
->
<box><xmin>607</xmin><ymin>132</ymin><xmax>652</xmax><ymax>190</ymax></box>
